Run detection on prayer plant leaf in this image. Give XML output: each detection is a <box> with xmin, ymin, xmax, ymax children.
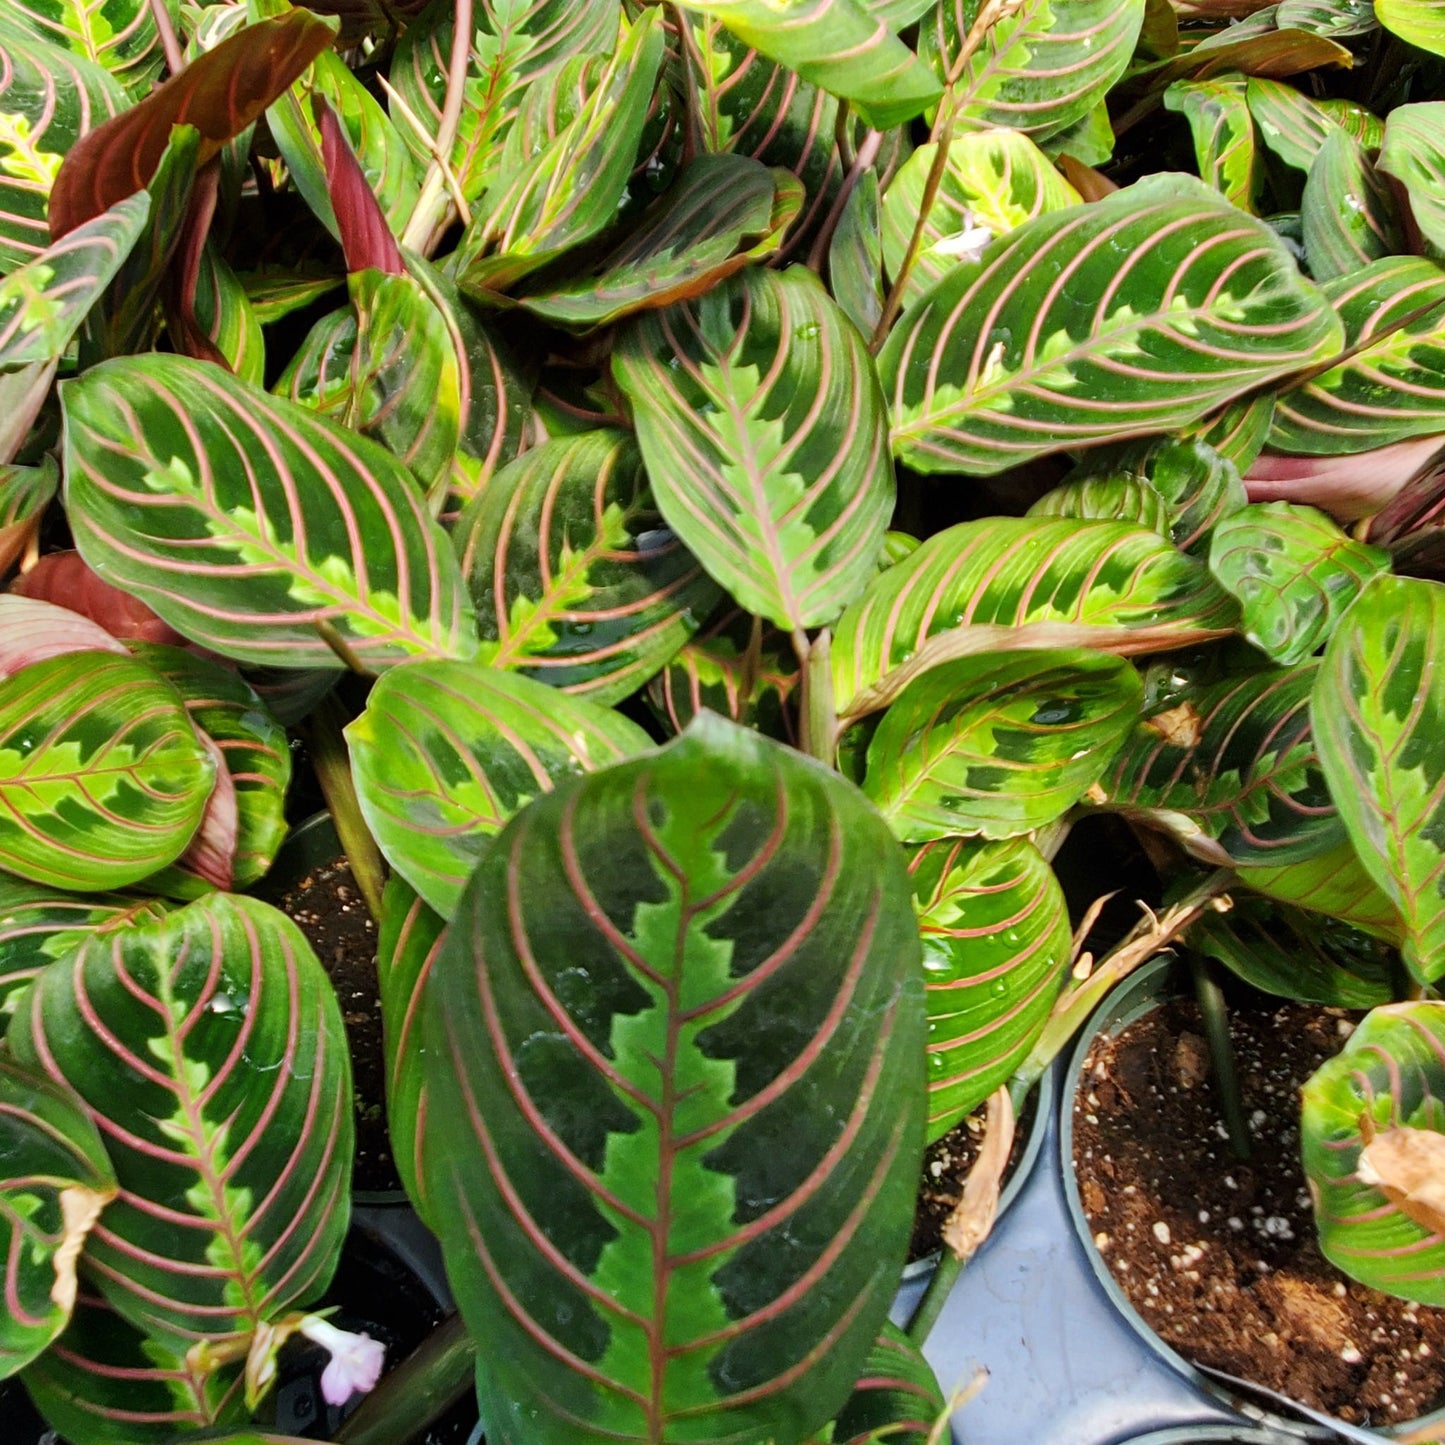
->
<box><xmin>830</xmin><ymin>516</ymin><xmax>1239</xmax><ymax>719</ymax></box>
<box><xmin>669</xmin><ymin>0</ymin><xmax>941</xmax><ymax>130</ymax></box>
<box><xmin>882</xmin><ymin>176</ymin><xmax>1343</xmax><ymax>476</ymax></box>
<box><xmin>0</xmin><ymin>1053</ymin><xmax>116</xmax><ymax>1378</ymax></box>
<box><xmin>880</xmin><ymin>130</ymin><xmax>1081</xmax><ymax>311</ymax></box>
<box><xmin>0</xmin><ymin>650</ymin><xmax>214</xmax><ymax>890</ymax></box>
<box><xmin>517</xmin><ymin>153</ymin><xmax>796</xmax><ymax>330</ymax></box>
<box><xmin>1378</xmin><ymin>104</ymin><xmax>1445</xmax><ymax>257</ymax></box>
<box><xmin>1275</xmin><ymin>0</ymin><xmax>1377</xmax><ymax>37</ymax></box>
<box><xmin>0</xmin><ymin>875</ymin><xmax>168</xmax><ymax>1018</ymax></box>
<box><xmin>1208</xmin><ymin>502</ymin><xmax>1390</xmax><ymax>666</ymax></box>
<box><xmin>4</xmin><ymin>0</ymin><xmax>177</xmax><ymax>98</ymax></box>
<box><xmin>0</xmin><ymin>18</ymin><xmax>125</xmax><ymax>272</ymax></box>
<box><xmin>1247</xmin><ymin>75</ymin><xmax>1345</xmax><ymax>171</ymax></box>
<box><xmin>1163</xmin><ymin>76</ymin><xmax>1259</xmax><ymax>211</ymax></box>
<box><xmin>910</xmin><ymin>836</ymin><xmax>1070</xmax><ymax>1141</ymax></box>
<box><xmin>614</xmin><ymin>266</ymin><xmax>894</xmax><ymax>631</ymax></box>
<box><xmin>453</xmin><ymin>430</ymin><xmax>721</xmax><ymax>705</ymax></box>
<box><xmin>1190</xmin><ymin>896</ymin><xmax>1396</xmax><ymax>1008</ymax></box>
<box><xmin>1269</xmin><ymin>257</ymin><xmax>1445</xmax><ymax>455</ymax></box>
<box><xmin>1302</xmin><ymin>129</ymin><xmax>1403</xmax><ymax>283</ymax></box>
<box><xmin>1312</xmin><ymin>574</ymin><xmax>1445</xmax><ymax>983</ymax></box>
<box><xmin>829</xmin><ymin>169</ymin><xmax>884</xmax><ymax>338</ymax></box>
<box><xmin>862</xmin><ymin>648</ymin><xmax>1142</xmax><ymax>843</ymax></box>
<box><xmin>61</xmin><ymin>353</ymin><xmax>477</xmax><ymax>670</ymax></box>
<box><xmin>1377</xmin><ymin>0</ymin><xmax>1445</xmax><ymax>58</ymax></box>
<box><xmin>45</xmin><ymin>10</ymin><xmax>337</xmax><ymax>238</ymax></box>
<box><xmin>418</xmin><ymin>714</ymin><xmax>926</xmax><ymax>1445</ymax></box>
<box><xmin>1089</xmin><ymin>664</ymin><xmax>1341</xmax><ymax>867</ymax></box>
<box><xmin>0</xmin><ymin>192</ymin><xmax>148</xmax><ymax>368</ymax></box>
<box><xmin>7</xmin><ymin>892</ymin><xmax>353</xmax><ymax>1348</ymax></box>
<box><xmin>0</xmin><ymin>457</ymin><xmax>56</xmax><ymax>572</ymax></box>
<box><xmin>919</xmin><ymin>0</ymin><xmax>1146</xmax><ymax>141</ymax></box>
<box><xmin>346</xmin><ymin>659</ymin><xmax>653</xmax><ymax>919</ymax></box>
<box><xmin>388</xmin><ymin>0</ymin><xmax>619</xmax><ymax>205</ymax></box>
<box><xmin>1236</xmin><ymin>838</ymin><xmax>1405</xmax><ymax>944</ymax></box>
<box><xmin>825</xmin><ymin>1322</ymin><xmax>947</xmax><ymax>1444</ymax></box>
<box><xmin>1302</xmin><ymin>1001</ymin><xmax>1445</xmax><ymax>1306</ymax></box>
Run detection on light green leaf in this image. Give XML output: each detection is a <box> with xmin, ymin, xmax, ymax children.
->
<box><xmin>1164</xmin><ymin>76</ymin><xmax>1259</xmax><ymax>211</ymax></box>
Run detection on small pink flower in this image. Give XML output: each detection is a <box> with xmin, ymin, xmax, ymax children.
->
<box><xmin>299</xmin><ymin>1315</ymin><xmax>386</xmax><ymax>1405</ymax></box>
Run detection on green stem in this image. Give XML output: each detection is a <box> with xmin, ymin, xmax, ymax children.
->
<box><xmin>1189</xmin><ymin>952</ymin><xmax>1251</xmax><ymax>1163</ymax></box>
<box><xmin>795</xmin><ymin>628</ymin><xmax>837</xmax><ymax>766</ymax></box>
<box><xmin>907</xmin><ymin>1250</ymin><xmax>963</xmax><ymax>1345</ymax></box>
<box><xmin>334</xmin><ymin>1312</ymin><xmax>476</xmax><ymax>1445</ymax></box>
<box><xmin>302</xmin><ymin>691</ymin><xmax>388</xmax><ymax>924</ymax></box>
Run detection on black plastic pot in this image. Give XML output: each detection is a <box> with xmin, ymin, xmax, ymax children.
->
<box><xmin>1060</xmin><ymin>956</ymin><xmax>1445</xmax><ymax>1444</ymax></box>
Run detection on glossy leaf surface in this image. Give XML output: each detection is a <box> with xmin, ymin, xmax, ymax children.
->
<box><xmin>1302</xmin><ymin>1002</ymin><xmax>1445</xmax><ymax>1305</ymax></box>
<box><xmin>1312</xmin><ymin>575</ymin><xmax>1445</xmax><ymax>982</ymax></box>
<box><xmin>0</xmin><ymin>1054</ymin><xmax>115</xmax><ymax>1378</ymax></box>
<box><xmin>826</xmin><ymin>1322</ymin><xmax>946</xmax><ymax>1444</ymax></box>
<box><xmin>62</xmin><ymin>353</ymin><xmax>476</xmax><ymax>669</ymax></box>
<box><xmin>347</xmin><ymin>659</ymin><xmax>652</xmax><ymax>918</ymax></box>
<box><xmin>0</xmin><ymin>458</ymin><xmax>55</xmax><ymax>572</ymax></box>
<box><xmin>1163</xmin><ymin>76</ymin><xmax>1258</xmax><ymax>210</ymax></box>
<box><xmin>615</xmin><ymin>266</ymin><xmax>893</xmax><ymax>630</ymax></box>
<box><xmin>671</xmin><ymin>0</ymin><xmax>941</xmax><ymax>129</ymax></box>
<box><xmin>5</xmin><ymin>0</ymin><xmax>175</xmax><ymax>97</ymax></box>
<box><xmin>1092</xmin><ymin>664</ymin><xmax>1340</xmax><ymax>867</ymax></box>
<box><xmin>1236</xmin><ymin>838</ymin><xmax>1405</xmax><ymax>944</ymax></box>
<box><xmin>419</xmin><ymin>716</ymin><xmax>926</xmax><ymax>1444</ymax></box>
<box><xmin>882</xmin><ymin>176</ymin><xmax>1342</xmax><ymax>475</ymax></box>
<box><xmin>1208</xmin><ymin>502</ymin><xmax>1389</xmax><ymax>666</ymax></box>
<box><xmin>1377</xmin><ymin>0</ymin><xmax>1445</xmax><ymax>58</ymax></box>
<box><xmin>830</xmin><ymin>517</ymin><xmax>1239</xmax><ymax>718</ymax></box>
<box><xmin>0</xmin><ymin>650</ymin><xmax>212</xmax><ymax>890</ymax></box>
<box><xmin>1378</xmin><ymin>104</ymin><xmax>1445</xmax><ymax>255</ymax></box>
<box><xmin>454</xmin><ymin>430</ymin><xmax>719</xmax><ymax>705</ymax></box>
<box><xmin>863</xmin><ymin>648</ymin><xmax>1141</xmax><ymax>843</ymax></box>
<box><xmin>910</xmin><ymin>836</ymin><xmax>1070</xmax><ymax>1141</ymax></box>
<box><xmin>8</xmin><ymin>893</ymin><xmax>353</xmax><ymax>1349</ymax></box>
<box><xmin>1302</xmin><ymin>130</ymin><xmax>1402</xmax><ymax>283</ymax></box>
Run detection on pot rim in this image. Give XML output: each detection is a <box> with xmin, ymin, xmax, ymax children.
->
<box><xmin>1114</xmin><ymin>1429</ymin><xmax>1318</xmax><ymax>1444</ymax></box>
<box><xmin>1060</xmin><ymin>954</ymin><xmax>1445</xmax><ymax>1442</ymax></box>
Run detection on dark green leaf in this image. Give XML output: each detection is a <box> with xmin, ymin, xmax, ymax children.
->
<box><xmin>1378</xmin><ymin>103</ymin><xmax>1445</xmax><ymax>256</ymax></box>
<box><xmin>827</xmin><ymin>1321</ymin><xmax>946</xmax><ymax>1444</ymax></box>
<box><xmin>1302</xmin><ymin>129</ymin><xmax>1403</xmax><ymax>283</ymax></box>
<box><xmin>1163</xmin><ymin>76</ymin><xmax>1259</xmax><ymax>211</ymax></box>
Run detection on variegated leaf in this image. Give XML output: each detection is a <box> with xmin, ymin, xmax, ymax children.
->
<box><xmin>829</xmin><ymin>169</ymin><xmax>884</xmax><ymax>338</ymax></box>
<box><xmin>0</xmin><ymin>1054</ymin><xmax>115</xmax><ymax>1378</ymax></box>
<box><xmin>615</xmin><ymin>265</ymin><xmax>893</xmax><ymax>630</ymax></box>
<box><xmin>1275</xmin><ymin>0</ymin><xmax>1377</xmax><ymax>36</ymax></box>
<box><xmin>518</xmin><ymin>153</ymin><xmax>796</xmax><ymax>330</ymax></box>
<box><xmin>671</xmin><ymin>0</ymin><xmax>941</xmax><ymax>129</ymax></box>
<box><xmin>830</xmin><ymin>516</ymin><xmax>1239</xmax><ymax>719</ymax></box>
<box><xmin>61</xmin><ymin>353</ymin><xmax>477</xmax><ymax>669</ymax></box>
<box><xmin>825</xmin><ymin>1322</ymin><xmax>947</xmax><ymax>1444</ymax></box>
<box><xmin>1208</xmin><ymin>502</ymin><xmax>1389</xmax><ymax>665</ymax></box>
<box><xmin>1236</xmin><ymin>838</ymin><xmax>1405</xmax><ymax>943</ymax></box>
<box><xmin>880</xmin><ymin>129</ymin><xmax>1080</xmax><ymax>310</ymax></box>
<box><xmin>1247</xmin><ymin>75</ymin><xmax>1343</xmax><ymax>171</ymax></box>
<box><xmin>1163</xmin><ymin>75</ymin><xmax>1259</xmax><ymax>211</ymax></box>
<box><xmin>1028</xmin><ymin>472</ymin><xmax>1171</xmax><ymax>537</ymax></box>
<box><xmin>1312</xmin><ymin>575</ymin><xmax>1445</xmax><ymax>982</ymax></box>
<box><xmin>0</xmin><ymin>18</ymin><xmax>125</xmax><ymax>272</ymax></box>
<box><xmin>0</xmin><ymin>192</ymin><xmax>147</xmax><ymax>368</ymax></box>
<box><xmin>346</xmin><ymin>659</ymin><xmax>652</xmax><ymax>918</ymax></box>
<box><xmin>1302</xmin><ymin>1002</ymin><xmax>1445</xmax><ymax>1305</ymax></box>
<box><xmin>1187</xmin><ymin>391</ymin><xmax>1275</xmax><ymax>473</ymax></box>
<box><xmin>1302</xmin><ymin>129</ymin><xmax>1403</xmax><ymax>283</ymax></box>
<box><xmin>189</xmin><ymin>244</ymin><xmax>265</xmax><ymax>387</ymax></box>
<box><xmin>1269</xmin><ymin>258</ymin><xmax>1445</xmax><ymax>455</ymax></box>
<box><xmin>910</xmin><ymin>836</ymin><xmax>1070</xmax><ymax>1141</ymax></box>
<box><xmin>8</xmin><ymin>893</ymin><xmax>353</xmax><ymax>1352</ymax></box>
<box><xmin>863</xmin><ymin>648</ymin><xmax>1141</xmax><ymax>843</ymax></box>
<box><xmin>130</xmin><ymin>644</ymin><xmax>291</xmax><ymax>896</ymax></box>
<box><xmin>454</xmin><ymin>430</ymin><xmax>719</xmax><ymax>705</ymax></box>
<box><xmin>882</xmin><ymin>176</ymin><xmax>1343</xmax><ymax>475</ymax></box>
<box><xmin>388</xmin><ymin>0</ymin><xmax>619</xmax><ymax>205</ymax></box>
<box><xmin>5</xmin><ymin>0</ymin><xmax>177</xmax><ymax>97</ymax></box>
<box><xmin>419</xmin><ymin>715</ymin><xmax>925</xmax><ymax>1443</ymax></box>
<box><xmin>0</xmin><ymin>874</ymin><xmax>167</xmax><ymax>1017</ymax></box>
<box><xmin>277</xmin><ymin>269</ymin><xmax>462</xmax><ymax>499</ymax></box>
<box><xmin>920</xmin><ymin>0</ymin><xmax>1146</xmax><ymax>141</ymax></box>
<box><xmin>0</xmin><ymin>650</ymin><xmax>214</xmax><ymax>890</ymax></box>
<box><xmin>1090</xmin><ymin>664</ymin><xmax>1340</xmax><ymax>867</ymax></box>
<box><xmin>0</xmin><ymin>456</ymin><xmax>55</xmax><ymax>572</ymax></box>
<box><xmin>1377</xmin><ymin>0</ymin><xmax>1445</xmax><ymax>57</ymax></box>
<box><xmin>1378</xmin><ymin>104</ymin><xmax>1445</xmax><ymax>257</ymax></box>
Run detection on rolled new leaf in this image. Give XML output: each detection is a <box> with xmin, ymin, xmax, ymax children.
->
<box><xmin>8</xmin><ymin>894</ymin><xmax>353</xmax><ymax>1355</ymax></box>
<box><xmin>911</xmin><ymin>837</ymin><xmax>1070</xmax><ymax>1141</ymax></box>
<box><xmin>61</xmin><ymin>353</ymin><xmax>477</xmax><ymax>669</ymax></box>
<box><xmin>863</xmin><ymin>649</ymin><xmax>1142</xmax><ymax>843</ymax></box>
<box><xmin>0</xmin><ymin>650</ymin><xmax>214</xmax><ymax>889</ymax></box>
<box><xmin>419</xmin><ymin>715</ymin><xmax>926</xmax><ymax>1443</ymax></box>
<box><xmin>1301</xmin><ymin>1001</ymin><xmax>1445</xmax><ymax>1306</ymax></box>
<box><xmin>615</xmin><ymin>265</ymin><xmax>895</xmax><ymax>631</ymax></box>
<box><xmin>1312</xmin><ymin>575</ymin><xmax>1445</xmax><ymax>983</ymax></box>
<box><xmin>347</xmin><ymin>660</ymin><xmax>653</xmax><ymax>918</ymax></box>
<box><xmin>881</xmin><ymin>174</ymin><xmax>1342</xmax><ymax>476</ymax></box>
<box><xmin>0</xmin><ymin>1055</ymin><xmax>116</xmax><ymax>1378</ymax></box>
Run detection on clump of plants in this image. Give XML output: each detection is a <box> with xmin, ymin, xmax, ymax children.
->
<box><xmin>1</xmin><ymin>0</ymin><xmax>1445</xmax><ymax>1440</ymax></box>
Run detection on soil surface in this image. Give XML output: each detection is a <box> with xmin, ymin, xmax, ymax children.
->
<box><xmin>910</xmin><ymin>1090</ymin><xmax>1036</xmax><ymax>1261</ymax></box>
<box><xmin>280</xmin><ymin>858</ymin><xmax>400</xmax><ymax>1195</ymax></box>
<box><xmin>1073</xmin><ymin>995</ymin><xmax>1445</xmax><ymax>1426</ymax></box>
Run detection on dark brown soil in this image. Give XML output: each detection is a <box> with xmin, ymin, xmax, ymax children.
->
<box><xmin>1073</xmin><ymin>995</ymin><xmax>1445</xmax><ymax>1426</ymax></box>
<box><xmin>910</xmin><ymin>1089</ymin><xmax>1036</xmax><ymax>1262</ymax></box>
<box><xmin>280</xmin><ymin>858</ymin><xmax>399</xmax><ymax>1195</ymax></box>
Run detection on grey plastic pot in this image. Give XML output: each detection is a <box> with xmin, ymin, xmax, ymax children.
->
<box><xmin>1119</xmin><ymin>1431</ymin><xmax>1315</xmax><ymax>1445</ymax></box>
<box><xmin>1061</xmin><ymin>955</ymin><xmax>1445</xmax><ymax>1444</ymax></box>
